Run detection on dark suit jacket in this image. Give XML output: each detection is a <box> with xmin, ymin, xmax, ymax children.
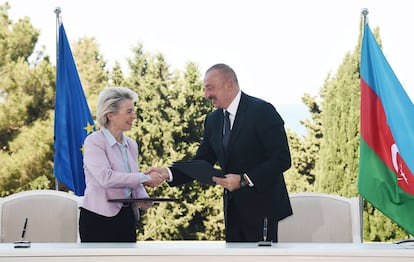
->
<box><xmin>170</xmin><ymin>92</ymin><xmax>292</xmax><ymax>236</ymax></box>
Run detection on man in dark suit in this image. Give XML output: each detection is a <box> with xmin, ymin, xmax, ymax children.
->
<box><xmin>151</xmin><ymin>63</ymin><xmax>292</xmax><ymax>242</ymax></box>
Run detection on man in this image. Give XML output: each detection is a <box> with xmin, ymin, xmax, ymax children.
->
<box><xmin>152</xmin><ymin>63</ymin><xmax>292</xmax><ymax>242</ymax></box>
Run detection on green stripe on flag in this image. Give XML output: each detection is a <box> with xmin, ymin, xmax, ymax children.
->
<box><xmin>359</xmin><ymin>139</ymin><xmax>414</xmax><ymax>235</ymax></box>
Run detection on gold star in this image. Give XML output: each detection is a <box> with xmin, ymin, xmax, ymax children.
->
<box><xmin>84</xmin><ymin>122</ymin><xmax>95</xmax><ymax>134</ymax></box>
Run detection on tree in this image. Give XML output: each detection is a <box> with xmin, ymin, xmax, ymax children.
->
<box><xmin>0</xmin><ymin>114</ymin><xmax>54</xmax><ymax>196</ymax></box>
<box><xmin>71</xmin><ymin>37</ymin><xmax>109</xmax><ymax>118</ymax></box>
<box><xmin>284</xmin><ymin>130</ymin><xmax>315</xmax><ymax>193</ymax></box>
<box><xmin>0</xmin><ymin>3</ymin><xmax>47</xmax><ymax>146</ymax></box>
<box><xmin>314</xmin><ymin>49</ymin><xmax>360</xmax><ymax>197</ymax></box>
<box><xmin>284</xmin><ymin>92</ymin><xmax>323</xmax><ymax>193</ymax></box>
<box><xmin>0</xmin><ymin>3</ymin><xmax>39</xmax><ymax>66</ymax></box>
<box><xmin>0</xmin><ymin>4</ymin><xmax>56</xmax><ymax>195</ymax></box>
<box><xmin>110</xmin><ymin>61</ymin><xmax>126</xmax><ymax>86</ymax></box>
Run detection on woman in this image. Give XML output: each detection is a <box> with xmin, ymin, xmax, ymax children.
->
<box><xmin>79</xmin><ymin>86</ymin><xmax>163</xmax><ymax>242</ymax></box>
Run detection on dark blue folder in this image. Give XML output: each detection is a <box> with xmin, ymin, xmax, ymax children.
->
<box><xmin>172</xmin><ymin>160</ymin><xmax>224</xmax><ymax>185</ymax></box>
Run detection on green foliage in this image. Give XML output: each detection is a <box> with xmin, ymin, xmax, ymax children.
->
<box><xmin>314</xmin><ymin>50</ymin><xmax>361</xmax><ymax>198</ymax></box>
<box><xmin>0</xmin><ymin>3</ymin><xmax>39</xmax><ymax>65</ymax></box>
<box><xmin>110</xmin><ymin>61</ymin><xmax>125</xmax><ymax>86</ymax></box>
<box><xmin>285</xmin><ymin>92</ymin><xmax>323</xmax><ymax>192</ymax></box>
<box><xmin>0</xmin><ymin>3</ymin><xmax>53</xmax><ymax>147</ymax></box>
<box><xmin>0</xmin><ymin>4</ymin><xmax>56</xmax><ymax>196</ymax></box>
<box><xmin>71</xmin><ymin>37</ymin><xmax>109</xmax><ymax>97</ymax></box>
<box><xmin>0</xmin><ymin>114</ymin><xmax>54</xmax><ymax>196</ymax></box>
<box><xmin>71</xmin><ymin>37</ymin><xmax>109</xmax><ymax>120</ymax></box>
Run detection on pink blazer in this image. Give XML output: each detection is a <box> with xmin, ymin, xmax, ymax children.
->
<box><xmin>81</xmin><ymin>130</ymin><xmax>149</xmax><ymax>219</ymax></box>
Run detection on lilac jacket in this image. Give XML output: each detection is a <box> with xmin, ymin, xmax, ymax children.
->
<box><xmin>81</xmin><ymin>129</ymin><xmax>149</xmax><ymax>219</ymax></box>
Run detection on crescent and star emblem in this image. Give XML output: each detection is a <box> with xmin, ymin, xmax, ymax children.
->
<box><xmin>391</xmin><ymin>144</ymin><xmax>409</xmax><ymax>184</ymax></box>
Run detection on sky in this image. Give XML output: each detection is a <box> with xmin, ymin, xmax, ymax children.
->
<box><xmin>5</xmin><ymin>0</ymin><xmax>414</xmax><ymax>134</ymax></box>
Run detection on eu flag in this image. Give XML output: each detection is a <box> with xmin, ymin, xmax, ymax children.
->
<box><xmin>53</xmin><ymin>23</ymin><xmax>95</xmax><ymax>196</ymax></box>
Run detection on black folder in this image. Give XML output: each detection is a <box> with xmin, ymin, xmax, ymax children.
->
<box><xmin>108</xmin><ymin>197</ymin><xmax>180</xmax><ymax>203</ymax></box>
<box><xmin>172</xmin><ymin>160</ymin><xmax>224</xmax><ymax>185</ymax></box>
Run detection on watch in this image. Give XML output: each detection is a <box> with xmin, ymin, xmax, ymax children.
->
<box><xmin>243</xmin><ymin>173</ymin><xmax>254</xmax><ymax>187</ymax></box>
<box><xmin>240</xmin><ymin>175</ymin><xmax>247</xmax><ymax>188</ymax></box>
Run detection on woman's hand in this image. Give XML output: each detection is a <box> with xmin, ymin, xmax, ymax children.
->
<box><xmin>143</xmin><ymin>171</ymin><xmax>166</xmax><ymax>187</ymax></box>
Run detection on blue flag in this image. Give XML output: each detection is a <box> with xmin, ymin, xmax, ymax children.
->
<box><xmin>53</xmin><ymin>23</ymin><xmax>95</xmax><ymax>196</ymax></box>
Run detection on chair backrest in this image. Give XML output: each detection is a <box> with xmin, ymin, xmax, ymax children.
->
<box><xmin>0</xmin><ymin>190</ymin><xmax>81</xmax><ymax>243</ymax></box>
<box><xmin>278</xmin><ymin>192</ymin><xmax>362</xmax><ymax>243</ymax></box>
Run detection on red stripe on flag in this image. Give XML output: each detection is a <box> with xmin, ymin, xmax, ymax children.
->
<box><xmin>360</xmin><ymin>78</ymin><xmax>414</xmax><ymax>195</ymax></box>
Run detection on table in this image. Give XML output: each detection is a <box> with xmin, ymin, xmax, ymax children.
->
<box><xmin>1</xmin><ymin>241</ymin><xmax>414</xmax><ymax>262</ymax></box>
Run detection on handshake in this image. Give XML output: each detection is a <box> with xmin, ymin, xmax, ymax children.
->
<box><xmin>143</xmin><ymin>167</ymin><xmax>170</xmax><ymax>187</ymax></box>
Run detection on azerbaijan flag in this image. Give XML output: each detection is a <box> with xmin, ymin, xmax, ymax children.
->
<box><xmin>359</xmin><ymin>22</ymin><xmax>414</xmax><ymax>236</ymax></box>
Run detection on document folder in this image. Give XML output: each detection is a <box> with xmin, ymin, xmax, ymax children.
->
<box><xmin>172</xmin><ymin>160</ymin><xmax>224</xmax><ymax>185</ymax></box>
<box><xmin>108</xmin><ymin>198</ymin><xmax>180</xmax><ymax>203</ymax></box>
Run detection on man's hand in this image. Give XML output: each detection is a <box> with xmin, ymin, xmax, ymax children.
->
<box><xmin>143</xmin><ymin>171</ymin><xmax>165</xmax><ymax>187</ymax></box>
<box><xmin>212</xmin><ymin>173</ymin><xmax>241</xmax><ymax>192</ymax></box>
<box><xmin>143</xmin><ymin>167</ymin><xmax>171</xmax><ymax>187</ymax></box>
<box><xmin>147</xmin><ymin>167</ymin><xmax>170</xmax><ymax>180</ymax></box>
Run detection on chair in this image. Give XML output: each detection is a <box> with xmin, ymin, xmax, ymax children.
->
<box><xmin>0</xmin><ymin>189</ymin><xmax>81</xmax><ymax>243</ymax></box>
<box><xmin>278</xmin><ymin>192</ymin><xmax>362</xmax><ymax>243</ymax></box>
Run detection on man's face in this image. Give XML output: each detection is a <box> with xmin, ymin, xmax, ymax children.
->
<box><xmin>203</xmin><ymin>70</ymin><xmax>232</xmax><ymax>109</ymax></box>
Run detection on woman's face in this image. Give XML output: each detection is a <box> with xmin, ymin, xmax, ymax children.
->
<box><xmin>107</xmin><ymin>99</ymin><xmax>136</xmax><ymax>132</ymax></box>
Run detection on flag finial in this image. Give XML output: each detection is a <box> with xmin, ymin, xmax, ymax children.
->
<box><xmin>361</xmin><ymin>8</ymin><xmax>369</xmax><ymax>24</ymax></box>
<box><xmin>54</xmin><ymin>6</ymin><xmax>62</xmax><ymax>24</ymax></box>
<box><xmin>54</xmin><ymin>6</ymin><xmax>61</xmax><ymax>17</ymax></box>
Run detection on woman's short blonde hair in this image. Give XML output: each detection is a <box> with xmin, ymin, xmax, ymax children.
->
<box><xmin>96</xmin><ymin>87</ymin><xmax>138</xmax><ymax>128</ymax></box>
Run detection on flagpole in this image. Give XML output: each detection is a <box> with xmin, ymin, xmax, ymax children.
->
<box><xmin>361</xmin><ymin>8</ymin><xmax>369</xmax><ymax>25</ymax></box>
<box><xmin>54</xmin><ymin>7</ymin><xmax>62</xmax><ymax>191</ymax></box>
<box><xmin>359</xmin><ymin>8</ymin><xmax>369</xmax><ymax>243</ymax></box>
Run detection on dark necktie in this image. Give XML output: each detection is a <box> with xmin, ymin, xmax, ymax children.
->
<box><xmin>223</xmin><ymin>110</ymin><xmax>231</xmax><ymax>153</ymax></box>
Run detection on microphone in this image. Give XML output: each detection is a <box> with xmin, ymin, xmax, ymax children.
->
<box><xmin>14</xmin><ymin>218</ymin><xmax>31</xmax><ymax>248</ymax></box>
